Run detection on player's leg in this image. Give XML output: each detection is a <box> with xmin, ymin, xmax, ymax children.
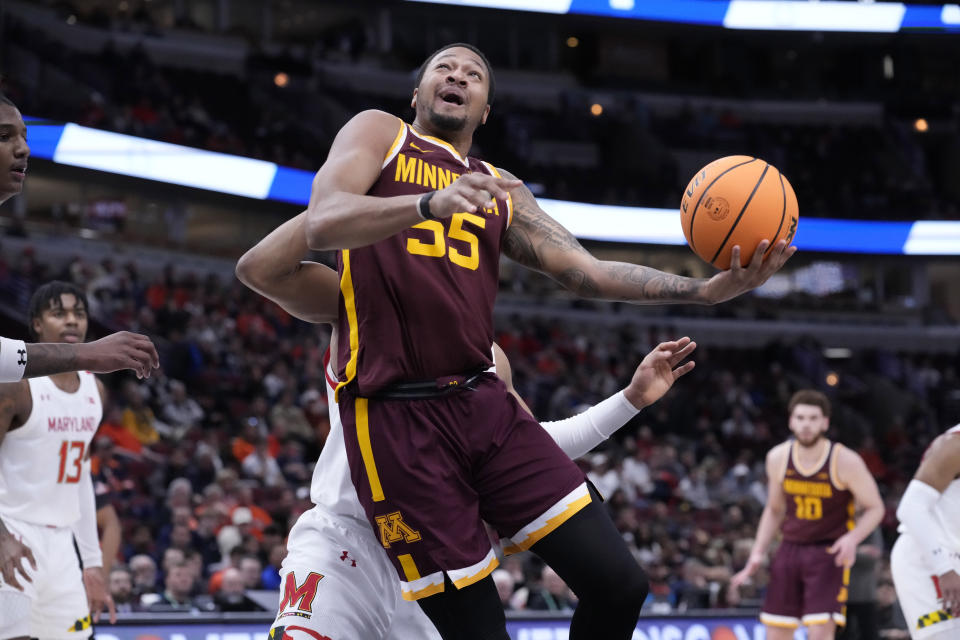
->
<box><xmin>891</xmin><ymin>534</ymin><xmax>960</xmax><ymax>640</ymax></box>
<box><xmin>416</xmin><ymin>576</ymin><xmax>509</xmax><ymax>640</ymax></box>
<box><xmin>475</xmin><ymin>380</ymin><xmax>646</xmax><ymax>638</ymax></box>
<box><xmin>525</xmin><ymin>485</ymin><xmax>649</xmax><ymax>638</ymax></box>
<box><xmin>387</xmin><ymin>591</ymin><xmax>443</xmax><ymax>640</ymax></box>
<box><xmin>759</xmin><ymin>542</ymin><xmax>805</xmax><ymax>638</ymax></box>
<box><xmin>0</xmin><ymin>517</ymin><xmax>41</xmax><ymax>640</ymax></box>
<box><xmin>26</xmin><ymin>527</ymin><xmax>91</xmax><ymax>640</ymax></box>
<box><xmin>0</xmin><ymin>589</ymin><xmax>31</xmax><ymax>640</ymax></box>
<box><xmin>799</xmin><ymin>543</ymin><xmax>847</xmax><ymax>640</ymax></box>
<box><xmin>338</xmin><ymin>389</ymin><xmax>509</xmax><ymax>640</ymax></box>
<box><xmin>268</xmin><ymin>508</ymin><xmax>396</xmax><ymax>640</ymax></box>
<box><xmin>806</xmin><ymin>620</ymin><xmax>837</xmax><ymax>640</ymax></box>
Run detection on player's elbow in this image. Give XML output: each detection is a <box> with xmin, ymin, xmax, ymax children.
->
<box><xmin>305</xmin><ymin>206</ymin><xmax>339</xmax><ymax>251</ymax></box>
<box><xmin>234</xmin><ymin>250</ymin><xmax>264</xmax><ymax>290</ymax></box>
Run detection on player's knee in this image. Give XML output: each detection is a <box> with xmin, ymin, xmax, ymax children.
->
<box><xmin>620</xmin><ymin>564</ymin><xmax>649</xmax><ymax>608</ymax></box>
<box><xmin>590</xmin><ymin>562</ymin><xmax>648</xmax><ymax>610</ymax></box>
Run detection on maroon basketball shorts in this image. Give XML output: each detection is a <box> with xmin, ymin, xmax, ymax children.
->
<box><xmin>760</xmin><ymin>540</ymin><xmax>849</xmax><ymax>629</ymax></box>
<box><xmin>338</xmin><ymin>373</ymin><xmax>589</xmax><ymax>601</ymax></box>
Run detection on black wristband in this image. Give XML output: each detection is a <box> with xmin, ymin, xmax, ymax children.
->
<box><xmin>417</xmin><ymin>191</ymin><xmax>438</xmax><ymax>221</ymax></box>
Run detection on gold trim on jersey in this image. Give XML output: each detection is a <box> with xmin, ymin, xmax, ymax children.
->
<box><xmin>408</xmin><ymin>127</ymin><xmax>471</xmax><ymax>168</ymax></box>
<box><xmin>355</xmin><ymin>398</ymin><xmax>385</xmax><ymax>502</ymax></box>
<box><xmin>482</xmin><ymin>162</ymin><xmax>514</xmax><ymax>228</ymax></box>
<box><xmin>829</xmin><ymin>443</ymin><xmax>848</xmax><ymax>490</ymax></box>
<box><xmin>775</xmin><ymin>442</ymin><xmax>791</xmax><ymax>483</ymax></box>
<box><xmin>791</xmin><ymin>439</ymin><xmax>832</xmax><ymax>477</ymax></box>
<box><xmin>381</xmin><ymin>118</ymin><xmax>408</xmax><ymax>169</ymax></box>
<box><xmin>335</xmin><ymin>249</ymin><xmax>360</xmax><ymax>402</ymax></box>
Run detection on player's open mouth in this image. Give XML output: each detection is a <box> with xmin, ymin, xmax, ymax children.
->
<box><xmin>10</xmin><ymin>164</ymin><xmax>26</xmax><ymax>181</ymax></box>
<box><xmin>62</xmin><ymin>333</ymin><xmax>80</xmax><ymax>342</ymax></box>
<box><xmin>438</xmin><ymin>89</ymin><xmax>465</xmax><ymax>106</ymax></box>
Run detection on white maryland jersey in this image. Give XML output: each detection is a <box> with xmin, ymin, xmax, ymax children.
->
<box><xmin>900</xmin><ymin>424</ymin><xmax>960</xmax><ymax>551</ymax></box>
<box><xmin>931</xmin><ymin>424</ymin><xmax>960</xmax><ymax>550</ymax></box>
<box><xmin>0</xmin><ymin>372</ymin><xmax>102</xmax><ymax>527</ymax></box>
<box><xmin>308</xmin><ymin>352</ymin><xmax>368</xmax><ymax>528</ymax></box>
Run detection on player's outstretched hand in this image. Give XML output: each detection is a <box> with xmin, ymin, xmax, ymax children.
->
<box><xmin>827</xmin><ymin>532</ymin><xmax>858</xmax><ymax>568</ymax></box>
<box><xmin>702</xmin><ymin>240</ymin><xmax>797</xmax><ymax>304</ymax></box>
<box><xmin>938</xmin><ymin>570</ymin><xmax>960</xmax><ymax>617</ymax></box>
<box><xmin>623</xmin><ymin>337</ymin><xmax>696</xmax><ymax>410</ymax></box>
<box><xmin>0</xmin><ymin>531</ymin><xmax>36</xmax><ymax>591</ymax></box>
<box><xmin>83</xmin><ymin>567</ymin><xmax>117</xmax><ymax>624</ymax></box>
<box><xmin>430</xmin><ymin>173</ymin><xmax>522</xmax><ymax>218</ymax></box>
<box><xmin>77</xmin><ymin>331</ymin><xmax>160</xmax><ymax>379</ymax></box>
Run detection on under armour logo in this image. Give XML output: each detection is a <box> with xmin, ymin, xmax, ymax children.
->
<box><xmin>339</xmin><ymin>551</ymin><xmax>357</xmax><ymax>567</ymax></box>
<box><xmin>17</xmin><ymin>349</ymin><xmax>26</xmax><ymax>366</ymax></box>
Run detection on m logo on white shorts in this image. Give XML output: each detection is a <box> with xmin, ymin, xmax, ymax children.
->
<box><xmin>279</xmin><ymin>572</ymin><xmax>324</xmax><ymax>614</ymax></box>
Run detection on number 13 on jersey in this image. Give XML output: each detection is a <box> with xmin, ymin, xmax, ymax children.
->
<box><xmin>57</xmin><ymin>440</ymin><xmax>86</xmax><ymax>484</ymax></box>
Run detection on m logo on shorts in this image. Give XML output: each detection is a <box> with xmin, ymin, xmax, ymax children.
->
<box><xmin>375</xmin><ymin>510</ymin><xmax>422</xmax><ymax>548</ymax></box>
<box><xmin>279</xmin><ymin>572</ymin><xmax>324</xmax><ymax>613</ymax></box>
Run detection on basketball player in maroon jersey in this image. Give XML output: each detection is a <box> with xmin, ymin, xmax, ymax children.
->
<box><xmin>0</xmin><ymin>93</ymin><xmax>159</xmax><ymax>382</ymax></box>
<box><xmin>730</xmin><ymin>390</ymin><xmax>884</xmax><ymax>640</ymax></box>
<box><xmin>303</xmin><ymin>43</ymin><xmax>794</xmax><ymax>640</ymax></box>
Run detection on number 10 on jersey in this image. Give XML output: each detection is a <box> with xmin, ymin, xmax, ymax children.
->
<box><xmin>794</xmin><ymin>495</ymin><xmax>823</xmax><ymax>520</ymax></box>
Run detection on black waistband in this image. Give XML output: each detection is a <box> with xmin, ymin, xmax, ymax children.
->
<box><xmin>371</xmin><ymin>370</ymin><xmax>488</xmax><ymax>399</ymax></box>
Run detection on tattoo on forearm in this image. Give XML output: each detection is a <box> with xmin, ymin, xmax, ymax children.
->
<box><xmin>558</xmin><ymin>269</ymin><xmax>600</xmax><ymax>298</ymax></box>
<box><xmin>23</xmin><ymin>343</ymin><xmax>78</xmax><ymax>378</ymax></box>
<box><xmin>601</xmin><ymin>262</ymin><xmax>703</xmax><ymax>302</ymax></box>
<box><xmin>499</xmin><ymin>167</ymin><xmax>705</xmax><ymax>303</ymax></box>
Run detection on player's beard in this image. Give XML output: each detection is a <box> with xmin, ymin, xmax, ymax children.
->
<box><xmin>796</xmin><ymin>431</ymin><xmax>825</xmax><ymax>448</ymax></box>
<box><xmin>425</xmin><ymin>104</ymin><xmax>467</xmax><ymax>133</ymax></box>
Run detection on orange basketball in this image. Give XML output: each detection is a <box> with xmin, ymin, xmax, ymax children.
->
<box><xmin>680</xmin><ymin>155</ymin><xmax>798</xmax><ymax>269</ymax></box>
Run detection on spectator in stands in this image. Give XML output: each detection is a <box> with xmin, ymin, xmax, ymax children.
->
<box><xmin>239</xmin><ymin>555</ymin><xmax>263</xmax><ymax>590</ymax></box>
<box><xmin>492</xmin><ymin>569</ymin><xmax>517</xmax><ymax>611</ymax></box>
<box><xmin>241</xmin><ymin>436</ymin><xmax>285</xmax><ymax>487</ymax></box>
<box><xmin>214</xmin><ymin>567</ymin><xmax>262</xmax><ymax>612</ymax></box>
<box><xmin>122</xmin><ymin>379</ymin><xmax>166</xmax><ymax>444</ymax></box>
<box><xmin>109</xmin><ymin>565</ymin><xmax>137</xmax><ymax>613</ymax></box>
<box><xmin>129</xmin><ymin>554</ymin><xmax>159</xmax><ymax>599</ymax></box>
<box><xmin>261</xmin><ymin>544</ymin><xmax>285</xmax><ymax>591</ymax></box>
<box><xmin>876</xmin><ymin>579</ymin><xmax>910</xmax><ymax>639</ymax></box>
<box><xmin>526</xmin><ymin>566</ymin><xmax>577</xmax><ymax>612</ymax></box>
<box><xmin>143</xmin><ymin>560</ymin><xmax>197</xmax><ymax>610</ymax></box>
<box><xmin>162</xmin><ymin>379</ymin><xmax>205</xmax><ymax>437</ymax></box>
<box><xmin>269</xmin><ymin>388</ymin><xmax>314</xmax><ymax>443</ymax></box>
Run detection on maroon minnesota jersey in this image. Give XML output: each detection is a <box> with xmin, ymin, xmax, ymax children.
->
<box><xmin>780</xmin><ymin>440</ymin><xmax>854</xmax><ymax>544</ymax></box>
<box><xmin>336</xmin><ymin>118</ymin><xmax>513</xmax><ymax>397</ymax></box>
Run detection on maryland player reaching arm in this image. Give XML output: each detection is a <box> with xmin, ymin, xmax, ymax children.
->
<box><xmin>298</xmin><ymin>43</ymin><xmax>792</xmax><ymax>640</ymax></box>
<box><xmin>729</xmin><ymin>390</ymin><xmax>883</xmax><ymax>640</ymax></box>
<box><xmin>236</xmin><ymin>210</ymin><xmax>696</xmax><ymax>640</ymax></box>
<box><xmin>0</xmin><ymin>282</ymin><xmax>117</xmax><ymax>640</ymax></box>
<box><xmin>0</xmin><ymin>95</ymin><xmax>159</xmax><ymax>382</ymax></box>
<box><xmin>891</xmin><ymin>425</ymin><xmax>960</xmax><ymax>639</ymax></box>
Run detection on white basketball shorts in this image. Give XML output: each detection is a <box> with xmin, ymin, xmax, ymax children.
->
<box><xmin>268</xmin><ymin>507</ymin><xmax>440</xmax><ymax>640</ymax></box>
<box><xmin>891</xmin><ymin>533</ymin><xmax>960</xmax><ymax>640</ymax></box>
<box><xmin>0</xmin><ymin>516</ymin><xmax>91</xmax><ymax>639</ymax></box>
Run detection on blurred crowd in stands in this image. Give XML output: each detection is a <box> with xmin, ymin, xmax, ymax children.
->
<box><xmin>3</xmin><ymin>8</ymin><xmax>959</xmax><ymax>221</ymax></box>
<box><xmin>0</xmin><ymin>242</ymin><xmax>952</xmax><ymax>627</ymax></box>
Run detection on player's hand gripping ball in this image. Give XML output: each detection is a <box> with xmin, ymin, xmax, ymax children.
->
<box><xmin>680</xmin><ymin>155</ymin><xmax>799</xmax><ymax>268</ymax></box>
